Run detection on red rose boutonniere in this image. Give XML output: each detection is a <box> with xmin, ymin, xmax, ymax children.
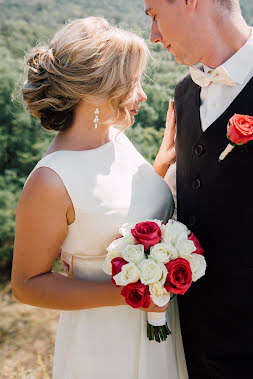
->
<box><xmin>219</xmin><ymin>113</ymin><xmax>253</xmax><ymax>161</ymax></box>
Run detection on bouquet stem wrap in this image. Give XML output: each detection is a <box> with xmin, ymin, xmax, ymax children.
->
<box><xmin>147</xmin><ymin>312</ymin><xmax>171</xmax><ymax>343</ymax></box>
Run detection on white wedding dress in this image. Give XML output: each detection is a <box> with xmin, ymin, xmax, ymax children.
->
<box><xmin>29</xmin><ymin>127</ymin><xmax>187</xmax><ymax>379</ymax></box>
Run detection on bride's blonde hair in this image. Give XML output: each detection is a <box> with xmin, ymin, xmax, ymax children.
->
<box><xmin>22</xmin><ymin>17</ymin><xmax>149</xmax><ymax>131</ymax></box>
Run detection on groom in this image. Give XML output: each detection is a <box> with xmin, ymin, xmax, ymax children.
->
<box><xmin>145</xmin><ymin>0</ymin><xmax>253</xmax><ymax>378</ymax></box>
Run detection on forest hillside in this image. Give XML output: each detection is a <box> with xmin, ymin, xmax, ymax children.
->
<box><xmin>1</xmin><ymin>1</ymin><xmax>253</xmax><ymax>377</ymax></box>
<box><xmin>0</xmin><ymin>0</ymin><xmax>252</xmax><ymax>277</ymax></box>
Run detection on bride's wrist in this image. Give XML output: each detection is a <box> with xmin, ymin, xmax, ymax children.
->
<box><xmin>153</xmin><ymin>153</ymin><xmax>171</xmax><ymax>177</ymax></box>
<box><xmin>114</xmin><ymin>285</ymin><xmax>125</xmax><ymax>305</ymax></box>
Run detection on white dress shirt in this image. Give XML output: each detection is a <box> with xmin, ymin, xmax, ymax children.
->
<box><xmin>164</xmin><ymin>27</ymin><xmax>253</xmax><ymax>216</ymax></box>
<box><xmin>200</xmin><ymin>27</ymin><xmax>253</xmax><ymax>131</ymax></box>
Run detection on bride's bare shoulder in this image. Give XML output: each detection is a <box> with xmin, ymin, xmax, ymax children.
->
<box><xmin>20</xmin><ymin>167</ymin><xmax>71</xmax><ymax>217</ymax></box>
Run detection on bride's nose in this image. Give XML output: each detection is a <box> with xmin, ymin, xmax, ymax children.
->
<box><xmin>137</xmin><ymin>85</ymin><xmax>147</xmax><ymax>103</ymax></box>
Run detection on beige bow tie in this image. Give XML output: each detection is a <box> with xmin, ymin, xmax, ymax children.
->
<box><xmin>190</xmin><ymin>66</ymin><xmax>236</xmax><ymax>88</ymax></box>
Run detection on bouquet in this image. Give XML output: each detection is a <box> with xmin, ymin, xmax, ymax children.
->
<box><xmin>103</xmin><ymin>219</ymin><xmax>206</xmax><ymax>343</ymax></box>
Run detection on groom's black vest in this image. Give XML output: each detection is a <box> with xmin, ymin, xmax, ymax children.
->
<box><xmin>175</xmin><ymin>74</ymin><xmax>253</xmax><ymax>378</ymax></box>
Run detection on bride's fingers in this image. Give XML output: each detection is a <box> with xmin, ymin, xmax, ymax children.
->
<box><xmin>140</xmin><ymin>301</ymin><xmax>169</xmax><ymax>313</ymax></box>
<box><xmin>165</xmin><ymin>100</ymin><xmax>176</xmax><ymax>140</ymax></box>
<box><xmin>166</xmin><ymin>99</ymin><xmax>175</xmax><ymax>121</ymax></box>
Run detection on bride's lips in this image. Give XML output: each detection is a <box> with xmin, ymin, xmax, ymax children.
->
<box><xmin>130</xmin><ymin>107</ymin><xmax>140</xmax><ymax>115</ymax></box>
<box><xmin>130</xmin><ymin>110</ymin><xmax>138</xmax><ymax>115</ymax></box>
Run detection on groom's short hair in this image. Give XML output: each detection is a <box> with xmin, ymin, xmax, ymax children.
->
<box><xmin>166</xmin><ymin>0</ymin><xmax>239</xmax><ymax>11</ymax></box>
<box><xmin>216</xmin><ymin>0</ymin><xmax>239</xmax><ymax>10</ymax></box>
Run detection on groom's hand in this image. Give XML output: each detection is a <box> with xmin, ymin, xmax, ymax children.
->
<box><xmin>139</xmin><ymin>300</ymin><xmax>169</xmax><ymax>313</ymax></box>
<box><xmin>153</xmin><ymin>100</ymin><xmax>176</xmax><ymax>178</ymax></box>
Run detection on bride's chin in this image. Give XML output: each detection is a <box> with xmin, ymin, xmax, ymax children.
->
<box><xmin>129</xmin><ymin>117</ymin><xmax>135</xmax><ymax>127</ymax></box>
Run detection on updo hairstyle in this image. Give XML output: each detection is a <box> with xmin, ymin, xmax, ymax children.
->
<box><xmin>22</xmin><ymin>17</ymin><xmax>149</xmax><ymax>131</ymax></box>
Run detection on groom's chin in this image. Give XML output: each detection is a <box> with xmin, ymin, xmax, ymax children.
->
<box><xmin>168</xmin><ymin>50</ymin><xmax>185</xmax><ymax>65</ymax></box>
<box><xmin>172</xmin><ymin>53</ymin><xmax>187</xmax><ymax>65</ymax></box>
<box><xmin>172</xmin><ymin>51</ymin><xmax>200</xmax><ymax>67</ymax></box>
<box><xmin>173</xmin><ymin>54</ymin><xmax>197</xmax><ymax>67</ymax></box>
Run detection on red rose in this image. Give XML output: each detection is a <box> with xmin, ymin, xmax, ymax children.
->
<box><xmin>227</xmin><ymin>113</ymin><xmax>253</xmax><ymax>145</ymax></box>
<box><xmin>164</xmin><ymin>258</ymin><xmax>192</xmax><ymax>295</ymax></box>
<box><xmin>111</xmin><ymin>257</ymin><xmax>128</xmax><ymax>286</ymax></box>
<box><xmin>188</xmin><ymin>233</ymin><xmax>204</xmax><ymax>255</ymax></box>
<box><xmin>121</xmin><ymin>282</ymin><xmax>151</xmax><ymax>309</ymax></box>
<box><xmin>131</xmin><ymin>221</ymin><xmax>161</xmax><ymax>251</ymax></box>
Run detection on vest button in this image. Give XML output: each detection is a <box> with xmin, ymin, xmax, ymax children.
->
<box><xmin>189</xmin><ymin>216</ymin><xmax>196</xmax><ymax>226</ymax></box>
<box><xmin>193</xmin><ymin>179</ymin><xmax>201</xmax><ymax>189</ymax></box>
<box><xmin>195</xmin><ymin>145</ymin><xmax>204</xmax><ymax>156</ymax></box>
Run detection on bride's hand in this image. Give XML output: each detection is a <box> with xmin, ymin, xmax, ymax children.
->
<box><xmin>139</xmin><ymin>300</ymin><xmax>169</xmax><ymax>313</ymax></box>
<box><xmin>153</xmin><ymin>100</ymin><xmax>176</xmax><ymax>178</ymax></box>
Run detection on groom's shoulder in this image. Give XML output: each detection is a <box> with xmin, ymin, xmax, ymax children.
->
<box><xmin>174</xmin><ymin>71</ymin><xmax>192</xmax><ymax>97</ymax></box>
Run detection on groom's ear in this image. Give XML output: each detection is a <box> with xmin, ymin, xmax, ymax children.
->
<box><xmin>184</xmin><ymin>0</ymin><xmax>198</xmax><ymax>12</ymax></box>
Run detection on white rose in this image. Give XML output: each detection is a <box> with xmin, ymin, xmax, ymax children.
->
<box><xmin>161</xmin><ymin>220</ymin><xmax>190</xmax><ymax>244</ymax></box>
<box><xmin>107</xmin><ymin>236</ymin><xmax>135</xmax><ymax>255</ymax></box>
<box><xmin>139</xmin><ymin>258</ymin><xmax>163</xmax><ymax>285</ymax></box>
<box><xmin>113</xmin><ymin>262</ymin><xmax>140</xmax><ymax>286</ymax></box>
<box><xmin>150</xmin><ymin>243</ymin><xmax>178</xmax><ymax>264</ymax></box>
<box><xmin>158</xmin><ymin>262</ymin><xmax>169</xmax><ymax>286</ymax></box>
<box><xmin>122</xmin><ymin>244</ymin><xmax>145</xmax><ymax>265</ymax></box>
<box><xmin>103</xmin><ymin>251</ymin><xmax>122</xmax><ymax>275</ymax></box>
<box><xmin>176</xmin><ymin>232</ymin><xmax>196</xmax><ymax>259</ymax></box>
<box><xmin>119</xmin><ymin>223</ymin><xmax>137</xmax><ymax>237</ymax></box>
<box><xmin>188</xmin><ymin>254</ymin><xmax>207</xmax><ymax>282</ymax></box>
<box><xmin>149</xmin><ymin>281</ymin><xmax>171</xmax><ymax>307</ymax></box>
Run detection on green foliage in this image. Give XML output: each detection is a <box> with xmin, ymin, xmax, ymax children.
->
<box><xmin>0</xmin><ymin>0</ymin><xmax>252</xmax><ymax>275</ymax></box>
<box><xmin>0</xmin><ymin>48</ymin><xmax>53</xmax><ymax>274</ymax></box>
<box><xmin>240</xmin><ymin>1</ymin><xmax>253</xmax><ymax>25</ymax></box>
<box><xmin>0</xmin><ymin>172</ymin><xmax>21</xmax><ymax>269</ymax></box>
<box><xmin>126</xmin><ymin>124</ymin><xmax>165</xmax><ymax>163</ymax></box>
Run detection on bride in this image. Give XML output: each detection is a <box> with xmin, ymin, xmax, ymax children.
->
<box><xmin>11</xmin><ymin>17</ymin><xmax>186</xmax><ymax>379</ymax></box>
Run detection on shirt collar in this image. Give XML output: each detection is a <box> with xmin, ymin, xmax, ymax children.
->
<box><xmin>203</xmin><ymin>27</ymin><xmax>253</xmax><ymax>85</ymax></box>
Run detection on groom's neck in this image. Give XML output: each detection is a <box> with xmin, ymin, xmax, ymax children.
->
<box><xmin>200</xmin><ymin>13</ymin><xmax>250</xmax><ymax>69</ymax></box>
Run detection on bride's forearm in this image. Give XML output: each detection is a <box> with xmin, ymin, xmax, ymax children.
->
<box><xmin>12</xmin><ymin>271</ymin><xmax>124</xmax><ymax>310</ymax></box>
<box><xmin>153</xmin><ymin>151</ymin><xmax>171</xmax><ymax>178</ymax></box>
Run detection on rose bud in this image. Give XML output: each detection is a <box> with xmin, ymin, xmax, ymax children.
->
<box><xmin>121</xmin><ymin>281</ymin><xmax>151</xmax><ymax>309</ymax></box>
<box><xmin>131</xmin><ymin>221</ymin><xmax>161</xmax><ymax>251</ymax></box>
<box><xmin>188</xmin><ymin>233</ymin><xmax>204</xmax><ymax>255</ymax></box>
<box><xmin>227</xmin><ymin>113</ymin><xmax>253</xmax><ymax>145</ymax></box>
<box><xmin>111</xmin><ymin>257</ymin><xmax>128</xmax><ymax>286</ymax></box>
<box><xmin>164</xmin><ymin>258</ymin><xmax>192</xmax><ymax>295</ymax></box>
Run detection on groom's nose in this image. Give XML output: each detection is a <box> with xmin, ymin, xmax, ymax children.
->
<box><xmin>150</xmin><ymin>22</ymin><xmax>162</xmax><ymax>44</ymax></box>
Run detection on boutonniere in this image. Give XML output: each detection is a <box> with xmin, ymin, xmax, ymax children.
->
<box><xmin>219</xmin><ymin>113</ymin><xmax>253</xmax><ymax>161</ymax></box>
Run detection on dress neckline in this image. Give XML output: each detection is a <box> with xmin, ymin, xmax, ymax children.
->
<box><xmin>42</xmin><ymin>127</ymin><xmax>117</xmax><ymax>159</ymax></box>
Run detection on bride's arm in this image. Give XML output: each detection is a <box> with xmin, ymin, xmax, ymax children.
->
<box><xmin>153</xmin><ymin>100</ymin><xmax>176</xmax><ymax>178</ymax></box>
<box><xmin>12</xmin><ymin>167</ymin><xmax>168</xmax><ymax>313</ymax></box>
<box><xmin>11</xmin><ymin>167</ymin><xmax>125</xmax><ymax>310</ymax></box>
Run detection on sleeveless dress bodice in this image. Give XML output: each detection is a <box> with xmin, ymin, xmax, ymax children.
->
<box><xmin>27</xmin><ymin>127</ymin><xmax>184</xmax><ymax>379</ymax></box>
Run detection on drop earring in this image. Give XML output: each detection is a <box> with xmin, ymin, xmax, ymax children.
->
<box><xmin>93</xmin><ymin>108</ymin><xmax>99</xmax><ymax>128</ymax></box>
